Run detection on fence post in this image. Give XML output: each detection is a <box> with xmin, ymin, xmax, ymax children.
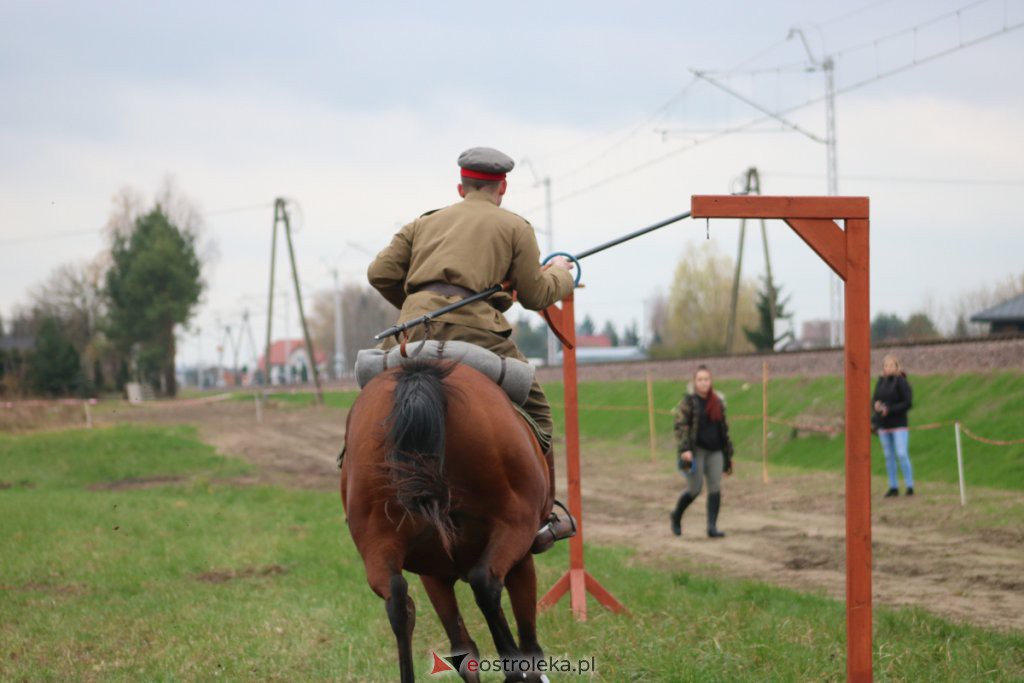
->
<box><xmin>646</xmin><ymin>371</ymin><xmax>657</xmax><ymax>462</ymax></box>
<box><xmin>955</xmin><ymin>421</ymin><xmax>966</xmax><ymax>507</ymax></box>
<box><xmin>761</xmin><ymin>360</ymin><xmax>769</xmax><ymax>483</ymax></box>
<box><xmin>255</xmin><ymin>394</ymin><xmax>263</xmax><ymax>424</ymax></box>
<box><xmin>83</xmin><ymin>400</ymin><xmax>93</xmax><ymax>429</ymax></box>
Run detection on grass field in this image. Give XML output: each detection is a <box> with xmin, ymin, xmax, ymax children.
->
<box><xmin>251</xmin><ymin>370</ymin><xmax>1024</xmax><ymax>491</ymax></box>
<box><xmin>2</xmin><ymin>426</ymin><xmax>1023</xmax><ymax>681</ymax></box>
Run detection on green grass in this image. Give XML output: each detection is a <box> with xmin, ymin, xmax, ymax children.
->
<box><xmin>2</xmin><ymin>426</ymin><xmax>1022</xmax><ymax>681</ymax></box>
<box><xmin>541</xmin><ymin>371</ymin><xmax>1024</xmax><ymax>492</ymax></box>
<box><xmin>233</xmin><ymin>389</ymin><xmax>360</xmax><ymax>409</ymax></box>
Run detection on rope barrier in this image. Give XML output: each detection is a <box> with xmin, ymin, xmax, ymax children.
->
<box><xmin>958</xmin><ymin>423</ymin><xmax>1024</xmax><ymax>447</ymax></box>
<box><xmin>553</xmin><ymin>400</ymin><xmax>1023</xmax><ymax>446</ymax></box>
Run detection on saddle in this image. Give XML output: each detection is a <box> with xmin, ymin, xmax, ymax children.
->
<box><xmin>354</xmin><ymin>340</ymin><xmax>535</xmax><ymax>406</ymax></box>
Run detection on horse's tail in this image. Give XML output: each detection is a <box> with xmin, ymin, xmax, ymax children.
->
<box><xmin>384</xmin><ymin>360</ymin><xmax>456</xmax><ymax>555</ymax></box>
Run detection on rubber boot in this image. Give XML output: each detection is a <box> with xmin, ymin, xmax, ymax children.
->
<box><xmin>669</xmin><ymin>492</ymin><xmax>694</xmax><ymax>536</ymax></box>
<box><xmin>707</xmin><ymin>492</ymin><xmax>726</xmax><ymax>538</ymax></box>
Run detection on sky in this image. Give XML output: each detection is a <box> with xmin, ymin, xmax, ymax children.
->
<box><xmin>2</xmin><ymin>0</ymin><xmax>1022</xmax><ymax>367</ymax></box>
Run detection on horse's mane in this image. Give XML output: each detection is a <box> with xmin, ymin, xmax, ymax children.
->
<box><xmin>383</xmin><ymin>360</ymin><xmax>457</xmax><ymax>555</ymax></box>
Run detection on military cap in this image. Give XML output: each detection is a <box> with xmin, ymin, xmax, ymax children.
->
<box><xmin>458</xmin><ymin>147</ymin><xmax>515</xmax><ymax>181</ymax></box>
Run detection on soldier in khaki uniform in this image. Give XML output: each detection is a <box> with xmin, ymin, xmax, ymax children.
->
<box><xmin>367</xmin><ymin>146</ymin><xmax>576</xmax><ymax>552</ymax></box>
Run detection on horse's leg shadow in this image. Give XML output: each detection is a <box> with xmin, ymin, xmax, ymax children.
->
<box><xmin>421</xmin><ymin>575</ymin><xmax>481</xmax><ymax>683</ymax></box>
<box><xmin>505</xmin><ymin>555</ymin><xmax>549</xmax><ymax>683</ymax></box>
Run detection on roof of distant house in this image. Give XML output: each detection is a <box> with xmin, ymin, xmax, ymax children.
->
<box><xmin>970</xmin><ymin>292</ymin><xmax>1024</xmax><ymax>323</ymax></box>
<box><xmin>258</xmin><ymin>339</ymin><xmax>326</xmax><ymax>370</ymax></box>
<box><xmin>576</xmin><ymin>334</ymin><xmax>613</xmax><ymax>348</ymax></box>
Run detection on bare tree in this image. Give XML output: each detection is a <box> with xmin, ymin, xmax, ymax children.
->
<box><xmin>655</xmin><ymin>240</ymin><xmax>760</xmax><ymax>357</ymax></box>
<box><xmin>948</xmin><ymin>271</ymin><xmax>1024</xmax><ymax>337</ymax></box>
<box><xmin>307</xmin><ymin>284</ymin><xmax>398</xmax><ymax>375</ymax></box>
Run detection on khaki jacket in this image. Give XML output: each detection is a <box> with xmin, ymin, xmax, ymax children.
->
<box><xmin>368</xmin><ymin>191</ymin><xmax>575</xmax><ymax>334</ymax></box>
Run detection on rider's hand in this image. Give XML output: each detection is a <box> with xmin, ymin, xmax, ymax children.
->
<box><xmin>680</xmin><ymin>450</ymin><xmax>693</xmax><ymax>465</ymax></box>
<box><xmin>546</xmin><ymin>255</ymin><xmax>573</xmax><ymax>271</ymax></box>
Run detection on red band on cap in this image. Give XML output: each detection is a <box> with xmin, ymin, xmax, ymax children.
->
<box><xmin>460</xmin><ymin>168</ymin><xmax>506</xmax><ymax>181</ymax></box>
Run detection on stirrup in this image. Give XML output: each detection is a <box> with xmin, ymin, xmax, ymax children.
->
<box><xmin>531</xmin><ymin>500</ymin><xmax>577</xmax><ymax>555</ymax></box>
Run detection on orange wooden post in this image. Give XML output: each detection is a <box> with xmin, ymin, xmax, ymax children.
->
<box><xmin>538</xmin><ymin>294</ymin><xmax>625</xmax><ymax>620</ymax></box>
<box><xmin>692</xmin><ymin>195</ymin><xmax>872</xmax><ymax>682</ymax></box>
<box><xmin>843</xmin><ymin>217</ymin><xmax>872</xmax><ymax>683</ymax></box>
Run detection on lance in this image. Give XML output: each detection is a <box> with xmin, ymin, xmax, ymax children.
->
<box><xmin>374</xmin><ymin>210</ymin><xmax>692</xmax><ymax>340</ymax></box>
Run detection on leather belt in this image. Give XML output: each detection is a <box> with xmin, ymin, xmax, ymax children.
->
<box><xmin>413</xmin><ymin>281</ymin><xmax>476</xmax><ymax>298</ymax></box>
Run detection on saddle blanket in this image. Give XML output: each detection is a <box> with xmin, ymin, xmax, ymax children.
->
<box><xmin>354</xmin><ymin>340</ymin><xmax>535</xmax><ymax>406</ymax></box>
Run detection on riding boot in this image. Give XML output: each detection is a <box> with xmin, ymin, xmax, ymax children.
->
<box><xmin>669</xmin><ymin>491</ymin><xmax>694</xmax><ymax>536</ymax></box>
<box><xmin>707</xmin><ymin>492</ymin><xmax>726</xmax><ymax>538</ymax></box>
<box><xmin>532</xmin><ymin>446</ymin><xmax>577</xmax><ymax>554</ymax></box>
<box><xmin>531</xmin><ymin>500</ymin><xmax>577</xmax><ymax>554</ymax></box>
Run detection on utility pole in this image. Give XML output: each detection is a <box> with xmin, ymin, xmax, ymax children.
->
<box><xmin>263</xmin><ymin>198</ymin><xmax>323</xmax><ymax>403</ymax></box>
<box><xmin>725</xmin><ymin>167</ymin><xmax>776</xmax><ymax>353</ymax></box>
<box><xmin>790</xmin><ymin>27</ymin><xmax>842</xmax><ymax>346</ymax></box>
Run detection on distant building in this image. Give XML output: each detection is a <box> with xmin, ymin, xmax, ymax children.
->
<box><xmin>556</xmin><ymin>345</ymin><xmax>647</xmax><ymax>365</ymax></box>
<box><xmin>799</xmin><ymin>320</ymin><xmax>832</xmax><ymax>349</ymax></box>
<box><xmin>576</xmin><ymin>334</ymin><xmax>613</xmax><ymax>348</ymax></box>
<box><xmin>258</xmin><ymin>339</ymin><xmax>327</xmax><ymax>385</ymax></box>
<box><xmin>971</xmin><ymin>293</ymin><xmax>1024</xmax><ymax>335</ymax></box>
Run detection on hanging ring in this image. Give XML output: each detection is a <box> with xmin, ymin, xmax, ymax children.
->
<box><xmin>542</xmin><ymin>252</ymin><xmax>583</xmax><ymax>287</ymax></box>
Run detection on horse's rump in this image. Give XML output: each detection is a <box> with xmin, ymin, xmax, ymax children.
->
<box><xmin>342</xmin><ymin>360</ymin><xmax>548</xmax><ymax>575</ymax></box>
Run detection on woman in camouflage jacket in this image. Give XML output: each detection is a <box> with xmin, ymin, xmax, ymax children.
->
<box><xmin>670</xmin><ymin>365</ymin><xmax>734</xmax><ymax>538</ymax></box>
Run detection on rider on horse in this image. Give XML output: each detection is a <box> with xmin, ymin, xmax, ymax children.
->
<box><xmin>367</xmin><ymin>146</ymin><xmax>576</xmax><ymax>553</ymax></box>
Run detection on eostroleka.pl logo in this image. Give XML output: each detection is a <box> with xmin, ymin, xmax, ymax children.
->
<box><xmin>430</xmin><ymin>651</ymin><xmax>596</xmax><ymax>677</ymax></box>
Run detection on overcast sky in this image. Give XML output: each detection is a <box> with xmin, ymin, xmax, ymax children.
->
<box><xmin>3</xmin><ymin>0</ymin><xmax>1022</xmax><ymax>366</ymax></box>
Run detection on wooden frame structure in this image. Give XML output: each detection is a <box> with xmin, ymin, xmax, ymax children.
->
<box><xmin>537</xmin><ymin>293</ymin><xmax>626</xmax><ymax>620</ymax></box>
<box><xmin>536</xmin><ymin>194</ymin><xmax>870</xmax><ymax>680</ymax></box>
<box><xmin>692</xmin><ymin>195</ymin><xmax>872</xmax><ymax>682</ymax></box>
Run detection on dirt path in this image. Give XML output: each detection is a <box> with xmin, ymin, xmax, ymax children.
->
<box><xmin>100</xmin><ymin>400</ymin><xmax>1024</xmax><ymax>632</ymax></box>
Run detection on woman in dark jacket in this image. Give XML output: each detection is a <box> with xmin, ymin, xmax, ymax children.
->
<box><xmin>872</xmin><ymin>354</ymin><xmax>915</xmax><ymax>497</ymax></box>
<box><xmin>669</xmin><ymin>365</ymin><xmax>734</xmax><ymax>538</ymax></box>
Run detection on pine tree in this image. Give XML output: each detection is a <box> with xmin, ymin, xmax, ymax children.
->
<box><xmin>743</xmin><ymin>279</ymin><xmax>790</xmax><ymax>352</ymax></box>
<box><xmin>105</xmin><ymin>206</ymin><xmax>203</xmax><ymax>396</ymax></box>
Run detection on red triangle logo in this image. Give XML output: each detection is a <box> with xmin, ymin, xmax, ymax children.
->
<box><xmin>430</xmin><ymin>651</ymin><xmax>455</xmax><ymax>674</ymax></box>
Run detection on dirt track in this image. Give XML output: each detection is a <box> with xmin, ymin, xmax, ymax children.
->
<box><xmin>100</xmin><ymin>400</ymin><xmax>1024</xmax><ymax>632</ymax></box>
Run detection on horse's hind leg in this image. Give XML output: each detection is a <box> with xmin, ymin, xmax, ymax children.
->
<box><xmin>468</xmin><ymin>528</ymin><xmax>536</xmax><ymax>683</ymax></box>
<box><xmin>420</xmin><ymin>575</ymin><xmax>481</xmax><ymax>683</ymax></box>
<box><xmin>367</xmin><ymin>560</ymin><xmax>417</xmax><ymax>683</ymax></box>
<box><xmin>505</xmin><ymin>555</ymin><xmax>547</xmax><ymax>682</ymax></box>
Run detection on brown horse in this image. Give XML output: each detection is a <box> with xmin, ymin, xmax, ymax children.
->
<box><xmin>340</xmin><ymin>359</ymin><xmax>553</xmax><ymax>683</ymax></box>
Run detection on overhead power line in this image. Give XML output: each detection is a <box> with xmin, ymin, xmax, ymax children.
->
<box><xmin>766</xmin><ymin>171</ymin><xmax>1024</xmax><ymax>187</ymax></box>
<box><xmin>518</xmin><ymin>0</ymin><xmax>1024</xmax><ymax>215</ymax></box>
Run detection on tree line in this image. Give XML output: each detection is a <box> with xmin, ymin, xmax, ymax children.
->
<box><xmin>1</xmin><ymin>184</ymin><xmax>204</xmax><ymax>398</ymax></box>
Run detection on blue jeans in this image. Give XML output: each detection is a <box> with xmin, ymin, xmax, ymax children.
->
<box><xmin>878</xmin><ymin>428</ymin><xmax>913</xmax><ymax>489</ymax></box>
